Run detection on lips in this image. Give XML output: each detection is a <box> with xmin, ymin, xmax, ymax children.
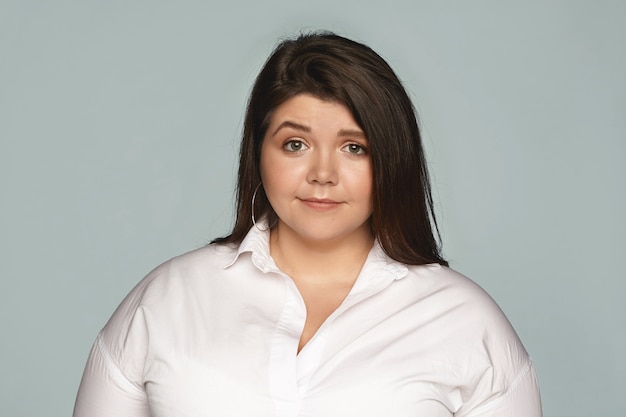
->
<box><xmin>299</xmin><ymin>197</ymin><xmax>341</xmax><ymax>211</ymax></box>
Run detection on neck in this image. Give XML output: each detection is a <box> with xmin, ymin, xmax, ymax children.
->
<box><xmin>269</xmin><ymin>222</ymin><xmax>374</xmax><ymax>286</ymax></box>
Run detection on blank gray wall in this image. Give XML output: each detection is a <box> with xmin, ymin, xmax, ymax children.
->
<box><xmin>1</xmin><ymin>1</ymin><xmax>624</xmax><ymax>416</ymax></box>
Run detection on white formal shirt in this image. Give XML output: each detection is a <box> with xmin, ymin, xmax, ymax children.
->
<box><xmin>74</xmin><ymin>224</ymin><xmax>542</xmax><ymax>417</ymax></box>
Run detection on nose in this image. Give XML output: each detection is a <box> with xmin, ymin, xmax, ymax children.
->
<box><xmin>306</xmin><ymin>150</ymin><xmax>338</xmax><ymax>185</ymax></box>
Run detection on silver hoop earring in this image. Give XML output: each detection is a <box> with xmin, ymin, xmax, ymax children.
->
<box><xmin>251</xmin><ymin>183</ymin><xmax>269</xmax><ymax>231</ymax></box>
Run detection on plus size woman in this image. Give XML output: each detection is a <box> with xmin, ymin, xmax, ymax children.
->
<box><xmin>74</xmin><ymin>32</ymin><xmax>542</xmax><ymax>417</ymax></box>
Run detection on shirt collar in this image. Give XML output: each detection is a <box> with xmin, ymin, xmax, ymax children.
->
<box><xmin>223</xmin><ymin>220</ymin><xmax>276</xmax><ymax>272</ymax></box>
<box><xmin>223</xmin><ymin>220</ymin><xmax>409</xmax><ymax>280</ymax></box>
<box><xmin>366</xmin><ymin>241</ymin><xmax>409</xmax><ymax>280</ymax></box>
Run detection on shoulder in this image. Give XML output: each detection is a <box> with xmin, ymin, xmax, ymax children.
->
<box><xmin>404</xmin><ymin>264</ymin><xmax>511</xmax><ymax>327</ymax></box>
<box><xmin>403</xmin><ymin>264</ymin><xmax>533</xmax><ymax>393</ymax></box>
<box><xmin>107</xmin><ymin>242</ymin><xmax>238</xmax><ymax>316</ymax></box>
<box><xmin>418</xmin><ymin>267</ymin><xmax>541</xmax><ymax>414</ymax></box>
<box><xmin>406</xmin><ymin>265</ymin><xmax>530</xmax><ymax>370</ymax></box>
<box><xmin>96</xmin><ymin>244</ymin><xmax>237</xmax><ymax>376</ymax></box>
<box><xmin>132</xmin><ymin>243</ymin><xmax>237</xmax><ymax>301</ymax></box>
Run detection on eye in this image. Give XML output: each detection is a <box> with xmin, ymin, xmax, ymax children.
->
<box><xmin>283</xmin><ymin>139</ymin><xmax>308</xmax><ymax>152</ymax></box>
<box><xmin>343</xmin><ymin>143</ymin><xmax>368</xmax><ymax>155</ymax></box>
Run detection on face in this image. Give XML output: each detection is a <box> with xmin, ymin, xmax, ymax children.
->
<box><xmin>260</xmin><ymin>94</ymin><xmax>374</xmax><ymax>246</ymax></box>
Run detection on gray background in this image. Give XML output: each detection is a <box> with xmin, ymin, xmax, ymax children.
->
<box><xmin>1</xmin><ymin>1</ymin><xmax>624</xmax><ymax>416</ymax></box>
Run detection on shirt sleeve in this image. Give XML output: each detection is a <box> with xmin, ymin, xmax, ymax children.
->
<box><xmin>73</xmin><ymin>333</ymin><xmax>151</xmax><ymax>417</ymax></box>
<box><xmin>458</xmin><ymin>359</ymin><xmax>542</xmax><ymax>417</ymax></box>
<box><xmin>73</xmin><ymin>256</ymin><xmax>172</xmax><ymax>417</ymax></box>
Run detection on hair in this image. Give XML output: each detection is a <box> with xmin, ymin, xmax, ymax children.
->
<box><xmin>212</xmin><ymin>31</ymin><xmax>447</xmax><ymax>266</ymax></box>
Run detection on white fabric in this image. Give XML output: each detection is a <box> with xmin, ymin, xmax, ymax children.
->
<box><xmin>74</xmin><ymin>225</ymin><xmax>542</xmax><ymax>416</ymax></box>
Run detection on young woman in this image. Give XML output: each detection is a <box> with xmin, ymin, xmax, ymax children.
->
<box><xmin>74</xmin><ymin>32</ymin><xmax>542</xmax><ymax>416</ymax></box>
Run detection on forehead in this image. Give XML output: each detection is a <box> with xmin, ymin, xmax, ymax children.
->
<box><xmin>267</xmin><ymin>94</ymin><xmax>359</xmax><ymax>129</ymax></box>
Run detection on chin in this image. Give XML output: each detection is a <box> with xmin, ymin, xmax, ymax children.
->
<box><xmin>285</xmin><ymin>221</ymin><xmax>372</xmax><ymax>245</ymax></box>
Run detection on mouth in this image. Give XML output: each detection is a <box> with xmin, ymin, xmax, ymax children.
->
<box><xmin>299</xmin><ymin>197</ymin><xmax>342</xmax><ymax>211</ymax></box>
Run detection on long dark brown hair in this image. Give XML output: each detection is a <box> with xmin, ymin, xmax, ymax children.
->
<box><xmin>213</xmin><ymin>31</ymin><xmax>447</xmax><ymax>266</ymax></box>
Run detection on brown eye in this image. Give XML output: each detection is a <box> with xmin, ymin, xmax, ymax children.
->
<box><xmin>284</xmin><ymin>140</ymin><xmax>307</xmax><ymax>152</ymax></box>
<box><xmin>344</xmin><ymin>143</ymin><xmax>367</xmax><ymax>155</ymax></box>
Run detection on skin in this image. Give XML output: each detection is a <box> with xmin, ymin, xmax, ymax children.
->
<box><xmin>260</xmin><ymin>94</ymin><xmax>375</xmax><ymax>352</ymax></box>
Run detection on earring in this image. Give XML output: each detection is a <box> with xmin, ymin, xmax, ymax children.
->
<box><xmin>251</xmin><ymin>183</ymin><xmax>269</xmax><ymax>231</ymax></box>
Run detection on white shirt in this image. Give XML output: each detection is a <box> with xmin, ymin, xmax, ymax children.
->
<box><xmin>74</xmin><ymin>225</ymin><xmax>542</xmax><ymax>417</ymax></box>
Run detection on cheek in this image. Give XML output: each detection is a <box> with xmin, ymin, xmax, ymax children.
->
<box><xmin>347</xmin><ymin>164</ymin><xmax>374</xmax><ymax>201</ymax></box>
<box><xmin>259</xmin><ymin>146</ymin><xmax>277</xmax><ymax>187</ymax></box>
<box><xmin>260</xmin><ymin>152</ymin><xmax>298</xmax><ymax>198</ymax></box>
<box><xmin>261</xmin><ymin>149</ymin><xmax>307</xmax><ymax>185</ymax></box>
<box><xmin>363</xmin><ymin>181</ymin><xmax>374</xmax><ymax>209</ymax></box>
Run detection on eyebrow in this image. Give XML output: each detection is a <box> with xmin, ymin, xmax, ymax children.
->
<box><xmin>271</xmin><ymin>121</ymin><xmax>366</xmax><ymax>139</ymax></box>
<box><xmin>337</xmin><ymin>129</ymin><xmax>366</xmax><ymax>139</ymax></box>
<box><xmin>271</xmin><ymin>121</ymin><xmax>310</xmax><ymax>136</ymax></box>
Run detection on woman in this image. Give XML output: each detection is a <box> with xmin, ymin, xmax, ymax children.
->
<box><xmin>74</xmin><ymin>32</ymin><xmax>542</xmax><ymax>416</ymax></box>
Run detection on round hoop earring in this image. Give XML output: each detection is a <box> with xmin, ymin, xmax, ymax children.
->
<box><xmin>251</xmin><ymin>183</ymin><xmax>269</xmax><ymax>231</ymax></box>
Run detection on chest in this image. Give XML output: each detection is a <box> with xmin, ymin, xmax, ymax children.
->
<box><xmin>141</xmin><ymin>304</ymin><xmax>466</xmax><ymax>417</ymax></box>
<box><xmin>139</xmin><ymin>263</ymin><xmax>473</xmax><ymax>417</ymax></box>
<box><xmin>144</xmin><ymin>355</ymin><xmax>458</xmax><ymax>417</ymax></box>
<box><xmin>297</xmin><ymin>281</ymin><xmax>352</xmax><ymax>352</ymax></box>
